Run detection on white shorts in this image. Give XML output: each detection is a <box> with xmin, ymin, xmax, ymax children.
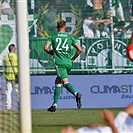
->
<box><xmin>77</xmin><ymin>111</ymin><xmax>133</xmax><ymax>133</ymax></box>
<box><xmin>77</xmin><ymin>126</ymin><xmax>112</xmax><ymax>133</ymax></box>
<box><xmin>114</xmin><ymin>111</ymin><xmax>133</xmax><ymax>133</ymax></box>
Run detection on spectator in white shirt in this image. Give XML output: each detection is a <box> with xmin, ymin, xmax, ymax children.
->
<box><xmin>83</xmin><ymin>13</ymin><xmax>102</xmax><ymax>39</ymax></box>
<box><xmin>83</xmin><ymin>13</ymin><xmax>95</xmax><ymax>39</ymax></box>
<box><xmin>98</xmin><ymin>22</ymin><xmax>109</xmax><ymax>37</ymax></box>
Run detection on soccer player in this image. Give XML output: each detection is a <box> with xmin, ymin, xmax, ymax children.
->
<box><xmin>61</xmin><ymin>102</ymin><xmax>133</xmax><ymax>133</ymax></box>
<box><xmin>44</xmin><ymin>20</ymin><xmax>82</xmax><ymax>112</ymax></box>
<box><xmin>126</xmin><ymin>32</ymin><xmax>133</xmax><ymax>61</ymax></box>
<box><xmin>126</xmin><ymin>3</ymin><xmax>133</xmax><ymax>61</ymax></box>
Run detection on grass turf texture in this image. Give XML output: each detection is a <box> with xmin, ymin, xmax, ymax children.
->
<box><xmin>32</xmin><ymin>108</ymin><xmax>122</xmax><ymax>133</ymax></box>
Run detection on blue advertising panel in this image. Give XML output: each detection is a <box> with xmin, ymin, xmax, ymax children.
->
<box><xmin>0</xmin><ymin>74</ymin><xmax>133</xmax><ymax>109</ymax></box>
<box><xmin>30</xmin><ymin>74</ymin><xmax>133</xmax><ymax>109</ymax></box>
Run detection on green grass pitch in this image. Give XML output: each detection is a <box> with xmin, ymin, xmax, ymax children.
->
<box><xmin>32</xmin><ymin>108</ymin><xmax>122</xmax><ymax>133</ymax></box>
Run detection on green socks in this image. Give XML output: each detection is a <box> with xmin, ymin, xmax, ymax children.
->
<box><xmin>64</xmin><ymin>82</ymin><xmax>76</xmax><ymax>95</ymax></box>
<box><xmin>53</xmin><ymin>85</ymin><xmax>61</xmax><ymax>104</ymax></box>
<box><xmin>53</xmin><ymin>82</ymin><xmax>76</xmax><ymax>106</ymax></box>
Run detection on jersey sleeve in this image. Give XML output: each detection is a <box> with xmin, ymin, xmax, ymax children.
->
<box><xmin>126</xmin><ymin>44</ymin><xmax>133</xmax><ymax>61</ymax></box>
<box><xmin>71</xmin><ymin>37</ymin><xmax>78</xmax><ymax>46</ymax></box>
<box><xmin>46</xmin><ymin>36</ymin><xmax>52</xmax><ymax>44</ymax></box>
<box><xmin>126</xmin><ymin>44</ymin><xmax>133</xmax><ymax>51</ymax></box>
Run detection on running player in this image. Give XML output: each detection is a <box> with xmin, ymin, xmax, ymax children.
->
<box><xmin>44</xmin><ymin>20</ymin><xmax>82</xmax><ymax>112</ymax></box>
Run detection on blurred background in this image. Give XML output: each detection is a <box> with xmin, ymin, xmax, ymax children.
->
<box><xmin>0</xmin><ymin>0</ymin><xmax>133</xmax><ymax>75</ymax></box>
<box><xmin>0</xmin><ymin>1</ymin><xmax>133</xmax><ymax>133</ymax></box>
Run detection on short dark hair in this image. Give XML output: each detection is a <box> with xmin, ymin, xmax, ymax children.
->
<box><xmin>84</xmin><ymin>13</ymin><xmax>92</xmax><ymax>18</ymax></box>
<box><xmin>57</xmin><ymin>20</ymin><xmax>66</xmax><ymax>29</ymax></box>
<box><xmin>8</xmin><ymin>44</ymin><xmax>15</xmax><ymax>52</ymax></box>
<box><xmin>98</xmin><ymin>22</ymin><xmax>105</xmax><ymax>27</ymax></box>
<box><xmin>118</xmin><ymin>21</ymin><xmax>126</xmax><ymax>27</ymax></box>
<box><xmin>93</xmin><ymin>13</ymin><xmax>102</xmax><ymax>20</ymax></box>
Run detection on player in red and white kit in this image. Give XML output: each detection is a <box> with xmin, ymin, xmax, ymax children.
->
<box><xmin>126</xmin><ymin>4</ymin><xmax>133</xmax><ymax>61</ymax></box>
<box><xmin>126</xmin><ymin>34</ymin><xmax>133</xmax><ymax>61</ymax></box>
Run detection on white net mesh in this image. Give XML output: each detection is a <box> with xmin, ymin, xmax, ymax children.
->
<box><xmin>0</xmin><ymin>72</ymin><xmax>20</xmax><ymax>133</ymax></box>
<box><xmin>0</xmin><ymin>0</ymin><xmax>20</xmax><ymax>132</ymax></box>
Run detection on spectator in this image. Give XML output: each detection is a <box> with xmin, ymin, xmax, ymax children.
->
<box><xmin>60</xmin><ymin>102</ymin><xmax>133</xmax><ymax>133</ymax></box>
<box><xmin>114</xmin><ymin>21</ymin><xmax>130</xmax><ymax>38</ymax></box>
<box><xmin>105</xmin><ymin>0</ymin><xmax>125</xmax><ymax>21</ymax></box>
<box><xmin>82</xmin><ymin>13</ymin><xmax>95</xmax><ymax>39</ymax></box>
<box><xmin>103</xmin><ymin>8</ymin><xmax>118</xmax><ymax>34</ymax></box>
<box><xmin>28</xmin><ymin>0</ymin><xmax>34</xmax><ymax>14</ymax></box>
<box><xmin>93</xmin><ymin>13</ymin><xmax>112</xmax><ymax>37</ymax></box>
<box><xmin>127</xmin><ymin>0</ymin><xmax>133</xmax><ymax>14</ymax></box>
<box><xmin>0</xmin><ymin>0</ymin><xmax>14</xmax><ymax>15</ymax></box>
<box><xmin>83</xmin><ymin>12</ymin><xmax>110</xmax><ymax>39</ymax></box>
<box><xmin>85</xmin><ymin>0</ymin><xmax>93</xmax><ymax>13</ymax></box>
<box><xmin>98</xmin><ymin>22</ymin><xmax>109</xmax><ymax>37</ymax></box>
<box><xmin>104</xmin><ymin>8</ymin><xmax>118</xmax><ymax>24</ymax></box>
<box><xmin>92</xmin><ymin>0</ymin><xmax>106</xmax><ymax>19</ymax></box>
<box><xmin>3</xmin><ymin>44</ymin><xmax>19</xmax><ymax>110</ymax></box>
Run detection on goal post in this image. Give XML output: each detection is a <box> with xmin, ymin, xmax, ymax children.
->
<box><xmin>16</xmin><ymin>0</ymin><xmax>32</xmax><ymax>133</ymax></box>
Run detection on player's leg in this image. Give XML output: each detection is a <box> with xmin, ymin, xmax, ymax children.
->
<box><xmin>54</xmin><ymin>64</ymin><xmax>77</xmax><ymax>95</ymax></box>
<box><xmin>47</xmin><ymin>77</ymin><xmax>61</xmax><ymax>112</ymax></box>
<box><xmin>53</xmin><ymin>77</ymin><xmax>62</xmax><ymax>106</ymax></box>
<box><xmin>63</xmin><ymin>78</ymin><xmax>82</xmax><ymax>109</ymax></box>
<box><xmin>61</xmin><ymin>65</ymin><xmax>82</xmax><ymax>109</ymax></box>
<box><xmin>63</xmin><ymin>78</ymin><xmax>76</xmax><ymax>95</ymax></box>
<box><xmin>5</xmin><ymin>80</ymin><xmax>13</xmax><ymax>109</ymax></box>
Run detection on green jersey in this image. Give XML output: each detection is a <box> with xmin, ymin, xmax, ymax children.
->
<box><xmin>47</xmin><ymin>32</ymin><xmax>78</xmax><ymax>65</ymax></box>
<box><xmin>112</xmin><ymin>0</ymin><xmax>120</xmax><ymax>5</ymax></box>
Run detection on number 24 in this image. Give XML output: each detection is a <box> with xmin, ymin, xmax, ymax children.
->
<box><xmin>56</xmin><ymin>38</ymin><xmax>69</xmax><ymax>51</ymax></box>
